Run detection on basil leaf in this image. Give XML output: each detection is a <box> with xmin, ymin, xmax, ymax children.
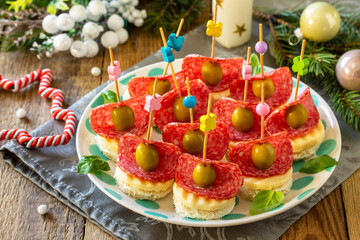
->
<box><xmin>101</xmin><ymin>90</ymin><xmax>118</xmax><ymax>104</ymax></box>
<box><xmin>299</xmin><ymin>155</ymin><xmax>338</xmax><ymax>174</ymax></box>
<box><xmin>250</xmin><ymin>53</ymin><xmax>261</xmax><ymax>75</ymax></box>
<box><xmin>249</xmin><ymin>190</ymin><xmax>284</xmax><ymax>215</ymax></box>
<box><xmin>78</xmin><ymin>155</ymin><xmax>110</xmax><ymax>174</ymax></box>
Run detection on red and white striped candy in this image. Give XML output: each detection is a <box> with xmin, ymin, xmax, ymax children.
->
<box><xmin>107</xmin><ymin>60</ymin><xmax>121</xmax><ymax>81</ymax></box>
<box><xmin>0</xmin><ymin>69</ymin><xmax>77</xmax><ymax>148</ymax></box>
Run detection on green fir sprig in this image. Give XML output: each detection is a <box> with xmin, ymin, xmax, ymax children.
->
<box><xmin>145</xmin><ymin>0</ymin><xmax>206</xmax><ymax>34</ymax></box>
<box><xmin>254</xmin><ymin>5</ymin><xmax>360</xmax><ymax>131</ymax></box>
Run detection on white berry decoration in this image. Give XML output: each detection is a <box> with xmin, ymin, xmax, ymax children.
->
<box><xmin>16</xmin><ymin>108</ymin><xmax>26</xmax><ymax>119</ymax></box>
<box><xmin>70</xmin><ymin>41</ymin><xmax>87</xmax><ymax>58</ymax></box>
<box><xmin>37</xmin><ymin>204</ymin><xmax>48</xmax><ymax>215</ymax></box>
<box><xmin>101</xmin><ymin>31</ymin><xmax>119</xmax><ymax>48</ymax></box>
<box><xmin>42</xmin><ymin>15</ymin><xmax>59</xmax><ymax>34</ymax></box>
<box><xmin>53</xmin><ymin>34</ymin><xmax>73</xmax><ymax>51</ymax></box>
<box><xmin>132</xmin><ymin>9</ymin><xmax>141</xmax><ymax>19</ymax></box>
<box><xmin>84</xmin><ymin>39</ymin><xmax>99</xmax><ymax>57</ymax></box>
<box><xmin>56</xmin><ymin>13</ymin><xmax>75</xmax><ymax>31</ymax></box>
<box><xmin>107</xmin><ymin>14</ymin><xmax>124</xmax><ymax>31</ymax></box>
<box><xmin>82</xmin><ymin>22</ymin><xmax>102</xmax><ymax>39</ymax></box>
<box><xmin>116</xmin><ymin>28</ymin><xmax>129</xmax><ymax>44</ymax></box>
<box><xmin>91</xmin><ymin>67</ymin><xmax>101</xmax><ymax>76</ymax></box>
<box><xmin>134</xmin><ymin>18</ymin><xmax>144</xmax><ymax>27</ymax></box>
<box><xmin>69</xmin><ymin>5</ymin><xmax>87</xmax><ymax>22</ymax></box>
<box><xmin>88</xmin><ymin>0</ymin><xmax>107</xmax><ymax>16</ymax></box>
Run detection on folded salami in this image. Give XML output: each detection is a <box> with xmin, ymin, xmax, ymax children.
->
<box><xmin>230</xmin><ymin>67</ymin><xmax>292</xmax><ymax>108</ymax></box>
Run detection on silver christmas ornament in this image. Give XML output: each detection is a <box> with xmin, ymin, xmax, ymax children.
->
<box><xmin>336</xmin><ymin>49</ymin><xmax>360</xmax><ymax>91</ymax></box>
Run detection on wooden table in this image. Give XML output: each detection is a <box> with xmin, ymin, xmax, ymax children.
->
<box><xmin>1</xmin><ymin>5</ymin><xmax>359</xmax><ymax>240</ymax></box>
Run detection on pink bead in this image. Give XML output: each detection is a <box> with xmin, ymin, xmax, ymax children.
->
<box><xmin>144</xmin><ymin>93</ymin><xmax>162</xmax><ymax>112</ymax></box>
<box><xmin>107</xmin><ymin>61</ymin><xmax>121</xmax><ymax>81</ymax></box>
<box><xmin>242</xmin><ymin>60</ymin><xmax>252</xmax><ymax>80</ymax></box>
<box><xmin>255</xmin><ymin>41</ymin><xmax>268</xmax><ymax>54</ymax></box>
<box><xmin>256</xmin><ymin>103</ymin><xmax>270</xmax><ymax>116</ymax></box>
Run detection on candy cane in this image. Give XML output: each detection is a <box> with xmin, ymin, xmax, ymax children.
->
<box><xmin>0</xmin><ymin>69</ymin><xmax>77</xmax><ymax>148</ymax></box>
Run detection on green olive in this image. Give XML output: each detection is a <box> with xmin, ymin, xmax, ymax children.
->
<box><xmin>232</xmin><ymin>107</ymin><xmax>254</xmax><ymax>132</ymax></box>
<box><xmin>135</xmin><ymin>143</ymin><xmax>159</xmax><ymax>172</ymax></box>
<box><xmin>111</xmin><ymin>105</ymin><xmax>135</xmax><ymax>131</ymax></box>
<box><xmin>173</xmin><ymin>96</ymin><xmax>190</xmax><ymax>122</ymax></box>
<box><xmin>285</xmin><ymin>103</ymin><xmax>308</xmax><ymax>129</ymax></box>
<box><xmin>182</xmin><ymin>130</ymin><xmax>204</xmax><ymax>154</ymax></box>
<box><xmin>251</xmin><ymin>142</ymin><xmax>276</xmax><ymax>170</ymax></box>
<box><xmin>148</xmin><ymin>79</ymin><xmax>171</xmax><ymax>95</ymax></box>
<box><xmin>192</xmin><ymin>163</ymin><xmax>216</xmax><ymax>188</ymax></box>
<box><xmin>201</xmin><ymin>61</ymin><xmax>223</xmax><ymax>86</ymax></box>
<box><xmin>252</xmin><ymin>77</ymin><xmax>274</xmax><ymax>99</ymax></box>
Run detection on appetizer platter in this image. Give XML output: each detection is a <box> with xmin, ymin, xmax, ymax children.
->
<box><xmin>76</xmin><ymin>14</ymin><xmax>341</xmax><ymax>226</ymax></box>
<box><xmin>76</xmin><ymin>59</ymin><xmax>341</xmax><ymax>227</ymax></box>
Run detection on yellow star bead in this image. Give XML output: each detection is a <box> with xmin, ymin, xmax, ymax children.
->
<box><xmin>206</xmin><ymin>20</ymin><xmax>223</xmax><ymax>38</ymax></box>
<box><xmin>200</xmin><ymin>113</ymin><xmax>217</xmax><ymax>133</ymax></box>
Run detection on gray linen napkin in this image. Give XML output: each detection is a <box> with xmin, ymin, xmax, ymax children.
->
<box><xmin>2</xmin><ymin>23</ymin><xmax>360</xmax><ymax>240</ymax></box>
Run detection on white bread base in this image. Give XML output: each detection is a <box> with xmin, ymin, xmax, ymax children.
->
<box><xmin>115</xmin><ymin>177</ymin><xmax>173</xmax><ymax>201</ymax></box>
<box><xmin>173</xmin><ymin>190</ymin><xmax>235</xmax><ymax>220</ymax></box>
<box><xmin>95</xmin><ymin>135</ymin><xmax>118</xmax><ymax>161</ymax></box>
<box><xmin>293</xmin><ymin>143</ymin><xmax>320</xmax><ymax>161</ymax></box>
<box><xmin>239</xmin><ymin>177</ymin><xmax>293</xmax><ymax>201</ymax></box>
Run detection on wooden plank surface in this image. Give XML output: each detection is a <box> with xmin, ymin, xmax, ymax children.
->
<box><xmin>0</xmin><ymin>3</ymin><xmax>358</xmax><ymax>240</ymax></box>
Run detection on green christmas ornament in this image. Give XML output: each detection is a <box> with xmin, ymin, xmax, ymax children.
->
<box><xmin>289</xmin><ymin>2</ymin><xmax>341</xmax><ymax>45</ymax></box>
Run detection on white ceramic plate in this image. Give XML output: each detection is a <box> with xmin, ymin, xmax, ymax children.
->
<box><xmin>76</xmin><ymin>59</ymin><xmax>341</xmax><ymax>227</ymax></box>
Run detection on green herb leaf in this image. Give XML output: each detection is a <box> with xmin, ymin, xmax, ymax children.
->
<box><xmin>46</xmin><ymin>2</ymin><xmax>56</xmax><ymax>14</ymax></box>
<box><xmin>101</xmin><ymin>90</ymin><xmax>118</xmax><ymax>104</ymax></box>
<box><xmin>299</xmin><ymin>155</ymin><xmax>338</xmax><ymax>174</ymax></box>
<box><xmin>249</xmin><ymin>190</ymin><xmax>284</xmax><ymax>215</ymax></box>
<box><xmin>250</xmin><ymin>53</ymin><xmax>261</xmax><ymax>76</ymax></box>
<box><xmin>55</xmin><ymin>0</ymin><xmax>69</xmax><ymax>10</ymax></box>
<box><xmin>78</xmin><ymin>155</ymin><xmax>110</xmax><ymax>174</ymax></box>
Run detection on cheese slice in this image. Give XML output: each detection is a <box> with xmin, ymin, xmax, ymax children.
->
<box><xmin>97</xmin><ymin>136</ymin><xmax>119</xmax><ymax>153</ymax></box>
<box><xmin>173</xmin><ymin>183</ymin><xmax>233</xmax><ymax>211</ymax></box>
<box><xmin>291</xmin><ymin>120</ymin><xmax>325</xmax><ymax>153</ymax></box>
<box><xmin>212</xmin><ymin>88</ymin><xmax>230</xmax><ymax>102</ymax></box>
<box><xmin>114</xmin><ymin>167</ymin><xmax>174</xmax><ymax>192</ymax></box>
<box><xmin>243</xmin><ymin>167</ymin><xmax>293</xmax><ymax>190</ymax></box>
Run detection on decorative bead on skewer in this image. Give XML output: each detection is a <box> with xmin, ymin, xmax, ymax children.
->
<box><xmin>144</xmin><ymin>76</ymin><xmax>162</xmax><ymax>140</ymax></box>
<box><xmin>292</xmin><ymin>39</ymin><xmax>308</xmax><ymax>100</ymax></box>
<box><xmin>199</xmin><ymin>94</ymin><xmax>216</xmax><ymax>160</ymax></box>
<box><xmin>107</xmin><ymin>47</ymin><xmax>121</xmax><ymax>102</ymax></box>
<box><xmin>183</xmin><ymin>77</ymin><xmax>196</xmax><ymax>123</ymax></box>
<box><xmin>243</xmin><ymin>47</ymin><xmax>252</xmax><ymax>102</ymax></box>
<box><xmin>256</xmin><ymin>82</ymin><xmax>270</xmax><ymax>139</ymax></box>
<box><xmin>255</xmin><ymin>24</ymin><xmax>267</xmax><ymax>77</ymax></box>
<box><xmin>162</xmin><ymin>18</ymin><xmax>184</xmax><ymax>77</ymax></box>
<box><xmin>206</xmin><ymin>1</ymin><xmax>223</xmax><ymax>58</ymax></box>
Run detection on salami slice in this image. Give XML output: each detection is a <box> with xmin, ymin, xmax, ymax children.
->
<box><xmin>181</xmin><ymin>54</ymin><xmax>244</xmax><ymax>92</ymax></box>
<box><xmin>228</xmin><ymin>132</ymin><xmax>293</xmax><ymax>178</ymax></box>
<box><xmin>90</xmin><ymin>96</ymin><xmax>149</xmax><ymax>139</ymax></box>
<box><xmin>162</xmin><ymin>122</ymin><xmax>229</xmax><ymax>160</ymax></box>
<box><xmin>128</xmin><ymin>71</ymin><xmax>187</xmax><ymax>97</ymax></box>
<box><xmin>117</xmin><ymin>134</ymin><xmax>182</xmax><ymax>182</ymax></box>
<box><xmin>175</xmin><ymin>153</ymin><xmax>243</xmax><ymax>200</ymax></box>
<box><xmin>213</xmin><ymin>97</ymin><xmax>272</xmax><ymax>141</ymax></box>
<box><xmin>265</xmin><ymin>87</ymin><xmax>319</xmax><ymax>138</ymax></box>
<box><xmin>153</xmin><ymin>79</ymin><xmax>210</xmax><ymax>131</ymax></box>
<box><xmin>230</xmin><ymin>67</ymin><xmax>292</xmax><ymax>108</ymax></box>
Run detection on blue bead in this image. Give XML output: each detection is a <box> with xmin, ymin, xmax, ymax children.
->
<box><xmin>183</xmin><ymin>95</ymin><xmax>197</xmax><ymax>108</ymax></box>
<box><xmin>161</xmin><ymin>46</ymin><xmax>174</xmax><ymax>63</ymax></box>
<box><xmin>167</xmin><ymin>33</ymin><xmax>185</xmax><ymax>51</ymax></box>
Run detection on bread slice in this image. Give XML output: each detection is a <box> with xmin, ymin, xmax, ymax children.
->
<box><xmin>173</xmin><ymin>184</ymin><xmax>235</xmax><ymax>220</ymax></box>
<box><xmin>239</xmin><ymin>177</ymin><xmax>292</xmax><ymax>201</ymax></box>
<box><xmin>95</xmin><ymin>135</ymin><xmax>118</xmax><ymax>161</ymax></box>
<box><xmin>293</xmin><ymin>143</ymin><xmax>320</xmax><ymax>160</ymax></box>
<box><xmin>114</xmin><ymin>167</ymin><xmax>173</xmax><ymax>201</ymax></box>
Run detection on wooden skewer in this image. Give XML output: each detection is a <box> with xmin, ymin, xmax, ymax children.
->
<box><xmin>159</xmin><ymin>27</ymin><xmax>179</xmax><ymax>90</ymax></box>
<box><xmin>146</xmin><ymin>76</ymin><xmax>158</xmax><ymax>141</ymax></box>
<box><xmin>162</xmin><ymin>18</ymin><xmax>185</xmax><ymax>77</ymax></box>
<box><xmin>186</xmin><ymin>77</ymin><xmax>194</xmax><ymax>123</ymax></box>
<box><xmin>203</xmin><ymin>94</ymin><xmax>212</xmax><ymax>160</ymax></box>
<box><xmin>211</xmin><ymin>6</ymin><xmax>218</xmax><ymax>59</ymax></box>
<box><xmin>109</xmin><ymin>47</ymin><xmax>121</xmax><ymax>103</ymax></box>
<box><xmin>259</xmin><ymin>24</ymin><xmax>264</xmax><ymax>77</ymax></box>
<box><xmin>261</xmin><ymin>82</ymin><xmax>265</xmax><ymax>139</ymax></box>
<box><xmin>294</xmin><ymin>39</ymin><xmax>306</xmax><ymax>100</ymax></box>
<box><xmin>244</xmin><ymin>47</ymin><xmax>251</xmax><ymax>102</ymax></box>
